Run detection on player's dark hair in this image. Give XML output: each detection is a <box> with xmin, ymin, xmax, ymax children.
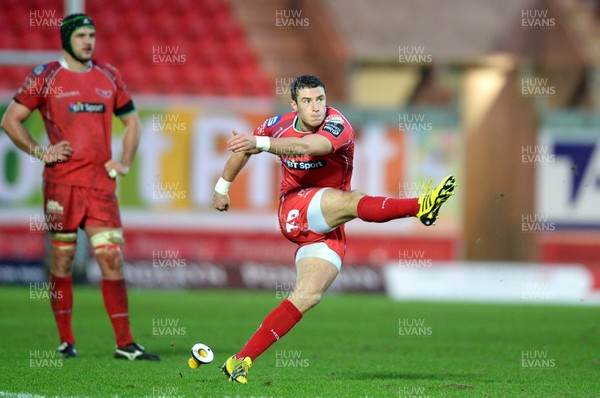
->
<box><xmin>290</xmin><ymin>75</ymin><xmax>326</xmax><ymax>102</ymax></box>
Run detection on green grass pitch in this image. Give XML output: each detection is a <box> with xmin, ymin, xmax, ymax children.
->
<box><xmin>0</xmin><ymin>286</ymin><xmax>598</xmax><ymax>397</ymax></box>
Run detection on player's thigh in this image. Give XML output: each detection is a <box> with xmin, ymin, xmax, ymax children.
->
<box><xmin>43</xmin><ymin>180</ymin><xmax>85</xmax><ymax>232</ymax></box>
<box><xmin>84</xmin><ymin>225</ymin><xmax>125</xmax><ymax>278</ymax></box>
<box><xmin>279</xmin><ymin>188</ymin><xmax>327</xmax><ymax>238</ymax></box>
<box><xmin>279</xmin><ymin>188</ymin><xmax>363</xmax><ymax>236</ymax></box>
<box><xmin>293</xmin><ymin>233</ymin><xmax>345</xmax><ymax>294</ymax></box>
<box><xmin>82</xmin><ymin>188</ymin><xmax>122</xmax><ymax>230</ymax></box>
<box><xmin>80</xmin><ymin>188</ymin><xmax>123</xmax><ymax>252</ymax></box>
<box><xmin>319</xmin><ymin>189</ymin><xmax>365</xmax><ymax>229</ymax></box>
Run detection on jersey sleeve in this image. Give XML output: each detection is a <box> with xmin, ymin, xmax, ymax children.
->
<box><xmin>13</xmin><ymin>64</ymin><xmax>49</xmax><ymax>111</ymax></box>
<box><xmin>253</xmin><ymin>115</ymin><xmax>280</xmax><ymax>137</ymax></box>
<box><xmin>101</xmin><ymin>63</ymin><xmax>135</xmax><ymax>117</ymax></box>
<box><xmin>316</xmin><ymin>112</ymin><xmax>352</xmax><ymax>151</ymax></box>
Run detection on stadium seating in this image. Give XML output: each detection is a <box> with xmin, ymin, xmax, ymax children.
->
<box><xmin>0</xmin><ymin>0</ymin><xmax>273</xmax><ymax>96</ymax></box>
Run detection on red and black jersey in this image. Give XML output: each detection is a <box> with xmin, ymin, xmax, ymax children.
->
<box><xmin>254</xmin><ymin>106</ymin><xmax>354</xmax><ymax>197</ymax></box>
<box><xmin>13</xmin><ymin>58</ymin><xmax>135</xmax><ymax>192</ymax></box>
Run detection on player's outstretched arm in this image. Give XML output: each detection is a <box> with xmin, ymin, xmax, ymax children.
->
<box><xmin>213</xmin><ymin>150</ymin><xmax>255</xmax><ymax>212</ymax></box>
<box><xmin>105</xmin><ymin>112</ymin><xmax>142</xmax><ymax>177</ymax></box>
<box><xmin>1</xmin><ymin>100</ymin><xmax>73</xmax><ymax>163</ymax></box>
<box><xmin>227</xmin><ymin>130</ymin><xmax>332</xmax><ymax>157</ymax></box>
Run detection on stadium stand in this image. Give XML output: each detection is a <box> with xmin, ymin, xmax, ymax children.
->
<box><xmin>228</xmin><ymin>0</ymin><xmax>350</xmax><ymax>101</ymax></box>
<box><xmin>0</xmin><ymin>0</ymin><xmax>273</xmax><ymax>96</ymax></box>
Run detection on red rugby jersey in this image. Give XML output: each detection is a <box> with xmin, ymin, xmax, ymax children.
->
<box><xmin>254</xmin><ymin>106</ymin><xmax>354</xmax><ymax>197</ymax></box>
<box><xmin>13</xmin><ymin>58</ymin><xmax>135</xmax><ymax>192</ymax></box>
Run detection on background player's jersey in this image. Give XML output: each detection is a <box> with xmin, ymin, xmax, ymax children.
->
<box><xmin>254</xmin><ymin>106</ymin><xmax>354</xmax><ymax>197</ymax></box>
<box><xmin>13</xmin><ymin>59</ymin><xmax>135</xmax><ymax>192</ymax></box>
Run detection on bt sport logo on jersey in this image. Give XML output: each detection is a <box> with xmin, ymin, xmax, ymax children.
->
<box><xmin>68</xmin><ymin>102</ymin><xmax>105</xmax><ymax>113</ymax></box>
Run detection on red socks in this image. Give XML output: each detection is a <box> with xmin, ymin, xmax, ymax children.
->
<box><xmin>356</xmin><ymin>196</ymin><xmax>419</xmax><ymax>222</ymax></box>
<box><xmin>236</xmin><ymin>299</ymin><xmax>303</xmax><ymax>361</ymax></box>
<box><xmin>49</xmin><ymin>276</ymin><xmax>133</xmax><ymax>348</ymax></box>
<box><xmin>101</xmin><ymin>279</ymin><xmax>134</xmax><ymax>348</ymax></box>
<box><xmin>49</xmin><ymin>273</ymin><xmax>75</xmax><ymax>344</ymax></box>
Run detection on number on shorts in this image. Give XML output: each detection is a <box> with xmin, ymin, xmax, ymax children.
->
<box><xmin>286</xmin><ymin>209</ymin><xmax>300</xmax><ymax>233</ymax></box>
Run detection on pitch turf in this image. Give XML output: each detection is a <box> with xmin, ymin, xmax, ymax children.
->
<box><xmin>0</xmin><ymin>286</ymin><xmax>598</xmax><ymax>397</ymax></box>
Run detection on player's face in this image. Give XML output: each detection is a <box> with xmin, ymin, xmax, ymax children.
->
<box><xmin>71</xmin><ymin>26</ymin><xmax>95</xmax><ymax>61</ymax></box>
<box><xmin>291</xmin><ymin>87</ymin><xmax>326</xmax><ymax>132</ymax></box>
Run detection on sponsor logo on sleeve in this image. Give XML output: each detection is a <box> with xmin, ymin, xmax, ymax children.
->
<box><xmin>322</xmin><ymin>121</ymin><xmax>345</xmax><ymax>138</ymax></box>
<box><xmin>321</xmin><ymin>114</ymin><xmax>345</xmax><ymax>138</ymax></box>
<box><xmin>266</xmin><ymin>116</ymin><xmax>281</xmax><ymax>127</ymax></box>
<box><xmin>33</xmin><ymin>64</ymin><xmax>47</xmax><ymax>77</ymax></box>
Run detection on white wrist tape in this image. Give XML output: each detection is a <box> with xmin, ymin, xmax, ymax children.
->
<box><xmin>214</xmin><ymin>177</ymin><xmax>232</xmax><ymax>195</ymax></box>
<box><xmin>255</xmin><ymin>136</ymin><xmax>271</xmax><ymax>152</ymax></box>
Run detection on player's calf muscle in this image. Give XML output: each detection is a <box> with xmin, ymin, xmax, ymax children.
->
<box><xmin>289</xmin><ymin>291</ymin><xmax>322</xmax><ymax>313</ymax></box>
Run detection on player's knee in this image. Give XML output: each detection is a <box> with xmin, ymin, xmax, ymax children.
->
<box><xmin>90</xmin><ymin>229</ymin><xmax>124</xmax><ymax>254</ymax></box>
<box><xmin>337</xmin><ymin>190</ymin><xmax>365</xmax><ymax>216</ymax></box>
<box><xmin>49</xmin><ymin>231</ymin><xmax>77</xmax><ymax>273</ymax></box>
<box><xmin>49</xmin><ymin>231</ymin><xmax>77</xmax><ymax>250</ymax></box>
<box><xmin>347</xmin><ymin>190</ymin><xmax>366</xmax><ymax>207</ymax></box>
<box><xmin>51</xmin><ymin>249</ymin><xmax>76</xmax><ymax>274</ymax></box>
<box><xmin>53</xmin><ymin>247</ymin><xmax>76</xmax><ymax>262</ymax></box>
<box><xmin>90</xmin><ymin>229</ymin><xmax>124</xmax><ymax>275</ymax></box>
<box><xmin>96</xmin><ymin>248</ymin><xmax>123</xmax><ymax>273</ymax></box>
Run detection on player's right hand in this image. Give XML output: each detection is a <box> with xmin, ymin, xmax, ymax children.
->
<box><xmin>213</xmin><ymin>191</ymin><xmax>230</xmax><ymax>212</ymax></box>
<box><xmin>42</xmin><ymin>140</ymin><xmax>73</xmax><ymax>164</ymax></box>
<box><xmin>227</xmin><ymin>130</ymin><xmax>256</xmax><ymax>153</ymax></box>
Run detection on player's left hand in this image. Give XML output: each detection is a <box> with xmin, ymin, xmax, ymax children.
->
<box><xmin>213</xmin><ymin>191</ymin><xmax>230</xmax><ymax>211</ymax></box>
<box><xmin>227</xmin><ymin>130</ymin><xmax>256</xmax><ymax>153</ymax></box>
<box><xmin>104</xmin><ymin>160</ymin><xmax>129</xmax><ymax>178</ymax></box>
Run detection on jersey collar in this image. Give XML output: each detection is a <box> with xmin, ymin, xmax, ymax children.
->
<box><xmin>293</xmin><ymin>114</ymin><xmax>318</xmax><ymax>134</ymax></box>
<box><xmin>59</xmin><ymin>57</ymin><xmax>93</xmax><ymax>72</ymax></box>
